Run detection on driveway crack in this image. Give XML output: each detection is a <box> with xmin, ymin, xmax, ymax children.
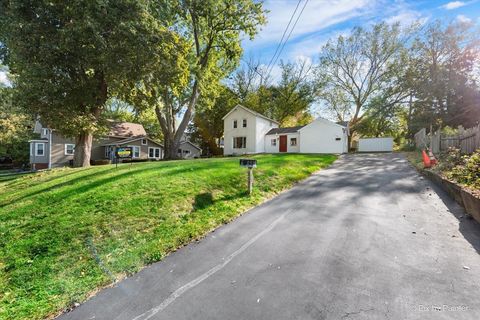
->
<box><xmin>341</xmin><ymin>307</ymin><xmax>375</xmax><ymax>319</ymax></box>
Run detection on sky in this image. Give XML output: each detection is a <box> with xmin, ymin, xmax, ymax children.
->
<box><xmin>242</xmin><ymin>0</ymin><xmax>480</xmax><ymax>81</ymax></box>
<box><xmin>1</xmin><ymin>1</ymin><xmax>479</xmax><ymax>86</ymax></box>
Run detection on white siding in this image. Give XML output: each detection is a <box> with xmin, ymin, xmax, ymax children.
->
<box><xmin>255</xmin><ymin>117</ymin><xmax>278</xmax><ymax>153</ymax></box>
<box><xmin>358</xmin><ymin>137</ymin><xmax>393</xmax><ymax>152</ymax></box>
<box><xmin>223</xmin><ymin>106</ymin><xmax>277</xmax><ymax>155</ymax></box>
<box><xmin>265</xmin><ymin>133</ymin><xmax>300</xmax><ymax>153</ymax></box>
<box><xmin>299</xmin><ymin>118</ymin><xmax>347</xmax><ymax>154</ymax></box>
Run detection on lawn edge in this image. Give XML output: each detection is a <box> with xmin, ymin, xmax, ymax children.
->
<box><xmin>49</xmin><ymin>155</ymin><xmax>338</xmax><ymax>319</ymax></box>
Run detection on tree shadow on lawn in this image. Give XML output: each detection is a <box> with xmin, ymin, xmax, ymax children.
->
<box><xmin>0</xmin><ymin>167</ymin><xmax>118</xmax><ymax>208</ymax></box>
<box><xmin>2</xmin><ymin>168</ymin><xmax>91</xmax><ymax>190</ymax></box>
<box><xmin>0</xmin><ymin>164</ymin><xmax>221</xmax><ymax>210</ymax></box>
<box><xmin>192</xmin><ymin>190</ymin><xmax>249</xmax><ymax>212</ymax></box>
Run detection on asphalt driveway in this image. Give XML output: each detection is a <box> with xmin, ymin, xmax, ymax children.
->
<box><xmin>59</xmin><ymin>153</ymin><xmax>480</xmax><ymax>320</ymax></box>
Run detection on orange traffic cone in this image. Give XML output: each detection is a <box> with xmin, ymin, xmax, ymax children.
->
<box><xmin>422</xmin><ymin>150</ymin><xmax>431</xmax><ymax>168</ymax></box>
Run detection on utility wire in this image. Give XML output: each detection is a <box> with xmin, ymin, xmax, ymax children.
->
<box><xmin>266</xmin><ymin>0</ymin><xmax>309</xmax><ymax>80</ymax></box>
<box><xmin>264</xmin><ymin>0</ymin><xmax>303</xmax><ymax>75</ymax></box>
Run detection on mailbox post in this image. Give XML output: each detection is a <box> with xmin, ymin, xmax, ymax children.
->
<box><xmin>239</xmin><ymin>159</ymin><xmax>257</xmax><ymax>195</ymax></box>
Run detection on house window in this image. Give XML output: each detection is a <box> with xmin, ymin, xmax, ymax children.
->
<box><xmin>243</xmin><ymin>119</ymin><xmax>247</xmax><ymax>127</ymax></box>
<box><xmin>35</xmin><ymin>143</ymin><xmax>45</xmax><ymax>156</ymax></box>
<box><xmin>42</xmin><ymin>128</ymin><xmax>48</xmax><ymax>136</ymax></box>
<box><xmin>141</xmin><ymin>138</ymin><xmax>147</xmax><ymax>145</ymax></box>
<box><xmin>290</xmin><ymin>138</ymin><xmax>297</xmax><ymax>146</ymax></box>
<box><xmin>132</xmin><ymin>146</ymin><xmax>140</xmax><ymax>158</ymax></box>
<box><xmin>65</xmin><ymin>144</ymin><xmax>75</xmax><ymax>155</ymax></box>
<box><xmin>178</xmin><ymin>149</ymin><xmax>182</xmax><ymax>154</ymax></box>
<box><xmin>271</xmin><ymin>139</ymin><xmax>276</xmax><ymax>146</ymax></box>
<box><xmin>149</xmin><ymin>147</ymin><xmax>161</xmax><ymax>158</ymax></box>
<box><xmin>233</xmin><ymin>120</ymin><xmax>238</xmax><ymax>128</ymax></box>
<box><xmin>233</xmin><ymin>137</ymin><xmax>246</xmax><ymax>149</ymax></box>
<box><xmin>183</xmin><ymin>150</ymin><xmax>190</xmax><ymax>154</ymax></box>
<box><xmin>335</xmin><ymin>137</ymin><xmax>341</xmax><ymax>141</ymax></box>
<box><xmin>105</xmin><ymin>146</ymin><xmax>112</xmax><ymax>158</ymax></box>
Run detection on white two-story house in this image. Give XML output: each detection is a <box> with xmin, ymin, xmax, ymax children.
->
<box><xmin>223</xmin><ymin>105</ymin><xmax>349</xmax><ymax>155</ymax></box>
<box><xmin>223</xmin><ymin>105</ymin><xmax>279</xmax><ymax>155</ymax></box>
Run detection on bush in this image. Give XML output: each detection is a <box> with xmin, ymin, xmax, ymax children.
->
<box><xmin>445</xmin><ymin>150</ymin><xmax>480</xmax><ymax>190</ymax></box>
<box><xmin>93</xmin><ymin>159</ymin><xmax>111</xmax><ymax>166</ymax></box>
<box><xmin>436</xmin><ymin>147</ymin><xmax>462</xmax><ymax>172</ymax></box>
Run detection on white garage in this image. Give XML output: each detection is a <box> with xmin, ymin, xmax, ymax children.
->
<box><xmin>299</xmin><ymin>118</ymin><xmax>349</xmax><ymax>154</ymax></box>
<box><xmin>358</xmin><ymin>137</ymin><xmax>394</xmax><ymax>152</ymax></box>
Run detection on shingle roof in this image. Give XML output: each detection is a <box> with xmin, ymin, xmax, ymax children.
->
<box><xmin>266</xmin><ymin>126</ymin><xmax>305</xmax><ymax>135</ymax></box>
<box><xmin>102</xmin><ymin>136</ymin><xmax>163</xmax><ymax>147</ymax></box>
<box><xmin>108</xmin><ymin>121</ymin><xmax>146</xmax><ymax>137</ymax></box>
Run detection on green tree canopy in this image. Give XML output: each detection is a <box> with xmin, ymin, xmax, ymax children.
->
<box><xmin>0</xmin><ymin>0</ymin><xmax>189</xmax><ymax>166</ymax></box>
<box><xmin>129</xmin><ymin>0</ymin><xmax>266</xmax><ymax>159</ymax></box>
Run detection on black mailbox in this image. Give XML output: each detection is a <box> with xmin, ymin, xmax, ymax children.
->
<box><xmin>240</xmin><ymin>158</ymin><xmax>257</xmax><ymax>168</ymax></box>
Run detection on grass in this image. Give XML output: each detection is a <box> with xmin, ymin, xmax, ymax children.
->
<box><xmin>0</xmin><ymin>153</ymin><xmax>336</xmax><ymax>320</ymax></box>
<box><xmin>404</xmin><ymin>151</ymin><xmax>423</xmax><ymax>170</ymax></box>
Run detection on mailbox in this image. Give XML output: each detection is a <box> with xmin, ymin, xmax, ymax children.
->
<box><xmin>240</xmin><ymin>158</ymin><xmax>257</xmax><ymax>168</ymax></box>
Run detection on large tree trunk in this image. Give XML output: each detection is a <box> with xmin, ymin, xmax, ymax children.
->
<box><xmin>72</xmin><ymin>75</ymin><xmax>106</xmax><ymax>167</ymax></box>
<box><xmin>73</xmin><ymin>131</ymin><xmax>93</xmax><ymax>167</ymax></box>
<box><xmin>156</xmin><ymin>81</ymin><xmax>200</xmax><ymax>160</ymax></box>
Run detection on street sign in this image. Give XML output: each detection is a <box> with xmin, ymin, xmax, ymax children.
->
<box><xmin>239</xmin><ymin>158</ymin><xmax>257</xmax><ymax>168</ymax></box>
<box><xmin>116</xmin><ymin>147</ymin><xmax>133</xmax><ymax>159</ymax></box>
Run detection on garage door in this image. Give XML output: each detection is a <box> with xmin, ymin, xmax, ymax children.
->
<box><xmin>358</xmin><ymin>137</ymin><xmax>393</xmax><ymax>152</ymax></box>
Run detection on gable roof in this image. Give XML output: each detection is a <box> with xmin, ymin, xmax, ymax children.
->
<box><xmin>298</xmin><ymin>117</ymin><xmax>348</xmax><ymax>131</ymax></box>
<box><xmin>180</xmin><ymin>140</ymin><xmax>202</xmax><ymax>151</ymax></box>
<box><xmin>222</xmin><ymin>105</ymin><xmax>279</xmax><ymax>124</ymax></box>
<box><xmin>102</xmin><ymin>136</ymin><xmax>163</xmax><ymax>147</ymax></box>
<box><xmin>265</xmin><ymin>126</ymin><xmax>305</xmax><ymax>135</ymax></box>
<box><xmin>108</xmin><ymin>121</ymin><xmax>147</xmax><ymax>137</ymax></box>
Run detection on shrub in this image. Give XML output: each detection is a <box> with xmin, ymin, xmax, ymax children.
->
<box><xmin>445</xmin><ymin>150</ymin><xmax>480</xmax><ymax>190</ymax></box>
<box><xmin>436</xmin><ymin>147</ymin><xmax>462</xmax><ymax>172</ymax></box>
<box><xmin>93</xmin><ymin>159</ymin><xmax>111</xmax><ymax>165</ymax></box>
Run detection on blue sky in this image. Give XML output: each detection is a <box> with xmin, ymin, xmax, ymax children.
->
<box><xmin>1</xmin><ymin>1</ymin><xmax>479</xmax><ymax>86</ymax></box>
<box><xmin>242</xmin><ymin>0</ymin><xmax>480</xmax><ymax>81</ymax></box>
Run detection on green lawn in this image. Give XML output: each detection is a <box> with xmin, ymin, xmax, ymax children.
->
<box><xmin>0</xmin><ymin>154</ymin><xmax>336</xmax><ymax>319</ymax></box>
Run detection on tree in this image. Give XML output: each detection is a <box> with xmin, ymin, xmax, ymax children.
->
<box><xmin>229</xmin><ymin>60</ymin><xmax>315</xmax><ymax>126</ymax></box>
<box><xmin>0</xmin><ymin>85</ymin><xmax>34</xmax><ymax>165</ymax></box>
<box><xmin>191</xmin><ymin>85</ymin><xmax>239</xmax><ymax>156</ymax></box>
<box><xmin>268</xmin><ymin>60</ymin><xmax>316</xmax><ymax>125</ymax></box>
<box><xmin>405</xmin><ymin>20</ymin><xmax>480</xmax><ymax>136</ymax></box>
<box><xmin>104</xmin><ymin>99</ymin><xmax>164</xmax><ymax>141</ymax></box>
<box><xmin>316</xmin><ymin>22</ymin><xmax>410</xmax><ymax>146</ymax></box>
<box><xmin>0</xmin><ymin>0</ymin><xmax>188</xmax><ymax>166</ymax></box>
<box><xmin>131</xmin><ymin>0</ymin><xmax>266</xmax><ymax>159</ymax></box>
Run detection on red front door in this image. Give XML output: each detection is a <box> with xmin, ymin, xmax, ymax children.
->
<box><xmin>279</xmin><ymin>135</ymin><xmax>287</xmax><ymax>152</ymax></box>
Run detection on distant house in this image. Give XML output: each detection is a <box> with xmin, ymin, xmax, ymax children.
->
<box><xmin>177</xmin><ymin>140</ymin><xmax>202</xmax><ymax>159</ymax></box>
<box><xmin>29</xmin><ymin>120</ymin><xmax>164</xmax><ymax>169</ymax></box>
<box><xmin>223</xmin><ymin>105</ymin><xmax>348</xmax><ymax>155</ymax></box>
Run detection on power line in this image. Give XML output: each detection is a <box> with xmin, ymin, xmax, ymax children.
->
<box><xmin>264</xmin><ymin>0</ymin><xmax>303</xmax><ymax>75</ymax></box>
<box><xmin>266</xmin><ymin>0</ymin><xmax>309</xmax><ymax>80</ymax></box>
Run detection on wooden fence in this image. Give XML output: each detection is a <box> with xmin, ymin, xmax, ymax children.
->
<box><xmin>414</xmin><ymin>124</ymin><xmax>480</xmax><ymax>155</ymax></box>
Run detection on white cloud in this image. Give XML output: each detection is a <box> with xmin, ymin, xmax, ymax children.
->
<box><xmin>385</xmin><ymin>10</ymin><xmax>421</xmax><ymax>25</ymax></box>
<box><xmin>248</xmin><ymin>0</ymin><xmax>376</xmax><ymax>47</ymax></box>
<box><xmin>456</xmin><ymin>14</ymin><xmax>472</xmax><ymax>23</ymax></box>
<box><xmin>289</xmin><ymin>28</ymin><xmax>351</xmax><ymax>61</ymax></box>
<box><xmin>441</xmin><ymin>1</ymin><xmax>467</xmax><ymax>10</ymax></box>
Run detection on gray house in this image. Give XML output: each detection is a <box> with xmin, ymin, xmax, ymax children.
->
<box><xmin>29</xmin><ymin>121</ymin><xmax>164</xmax><ymax>169</ymax></box>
